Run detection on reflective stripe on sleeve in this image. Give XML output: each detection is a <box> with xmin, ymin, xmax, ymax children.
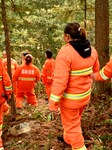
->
<box><xmin>63</xmin><ymin>89</ymin><xmax>91</xmax><ymax>100</ymax></box>
<box><xmin>72</xmin><ymin>145</ymin><xmax>87</xmax><ymax>150</ymax></box>
<box><xmin>70</xmin><ymin>66</ymin><xmax>93</xmax><ymax>76</ymax></box>
<box><xmin>11</xmin><ymin>65</ymin><xmax>15</xmax><ymax>69</ymax></box>
<box><xmin>100</xmin><ymin>68</ymin><xmax>109</xmax><ymax>80</ymax></box>
<box><xmin>47</xmin><ymin>77</ymin><xmax>52</xmax><ymax>79</ymax></box>
<box><xmin>50</xmin><ymin>94</ymin><xmax>60</xmax><ymax>102</ymax></box>
<box><xmin>0</xmin><ymin>76</ymin><xmax>2</xmax><ymax>81</ymax></box>
<box><xmin>4</xmin><ymin>85</ymin><xmax>12</xmax><ymax>91</ymax></box>
<box><xmin>0</xmin><ymin>124</ymin><xmax>3</xmax><ymax>130</ymax></box>
<box><xmin>18</xmin><ymin>77</ymin><xmax>36</xmax><ymax>81</ymax></box>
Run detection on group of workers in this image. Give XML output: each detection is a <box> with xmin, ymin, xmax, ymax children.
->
<box><xmin>0</xmin><ymin>22</ymin><xmax>112</xmax><ymax>150</ymax></box>
<box><xmin>0</xmin><ymin>50</ymin><xmax>55</xmax><ymax>150</ymax></box>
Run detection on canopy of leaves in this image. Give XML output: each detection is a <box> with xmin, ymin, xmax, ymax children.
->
<box><xmin>0</xmin><ymin>0</ymin><xmax>112</xmax><ymax>66</ymax></box>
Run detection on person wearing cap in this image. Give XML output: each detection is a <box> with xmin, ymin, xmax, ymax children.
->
<box><xmin>48</xmin><ymin>22</ymin><xmax>100</xmax><ymax>150</ymax></box>
<box><xmin>41</xmin><ymin>50</ymin><xmax>55</xmax><ymax>99</ymax></box>
<box><xmin>13</xmin><ymin>54</ymin><xmax>41</xmax><ymax>108</ymax></box>
<box><xmin>0</xmin><ymin>59</ymin><xmax>12</xmax><ymax>150</ymax></box>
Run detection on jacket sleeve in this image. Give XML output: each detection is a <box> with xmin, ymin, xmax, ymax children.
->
<box><xmin>41</xmin><ymin>62</ymin><xmax>47</xmax><ymax>84</ymax></box>
<box><xmin>2</xmin><ymin>64</ymin><xmax>12</xmax><ymax>97</ymax></box>
<box><xmin>92</xmin><ymin>48</ymin><xmax>100</xmax><ymax>73</ymax></box>
<box><xmin>36</xmin><ymin>67</ymin><xmax>41</xmax><ymax>82</ymax></box>
<box><xmin>12</xmin><ymin>66</ymin><xmax>21</xmax><ymax>82</ymax></box>
<box><xmin>94</xmin><ymin>58</ymin><xmax>112</xmax><ymax>81</ymax></box>
<box><xmin>14</xmin><ymin>61</ymin><xmax>19</xmax><ymax>70</ymax></box>
<box><xmin>49</xmin><ymin>49</ymin><xmax>71</xmax><ymax>111</ymax></box>
<box><xmin>43</xmin><ymin>61</ymin><xmax>54</xmax><ymax>83</ymax></box>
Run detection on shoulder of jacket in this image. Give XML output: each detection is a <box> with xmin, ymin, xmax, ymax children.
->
<box><xmin>91</xmin><ymin>46</ymin><xmax>98</xmax><ymax>55</ymax></box>
<box><xmin>11</xmin><ymin>58</ymin><xmax>17</xmax><ymax>63</ymax></box>
<box><xmin>31</xmin><ymin>64</ymin><xmax>38</xmax><ymax>69</ymax></box>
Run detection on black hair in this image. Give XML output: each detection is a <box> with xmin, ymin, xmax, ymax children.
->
<box><xmin>25</xmin><ymin>54</ymin><xmax>32</xmax><ymax>65</ymax></box>
<box><xmin>64</xmin><ymin>22</ymin><xmax>86</xmax><ymax>41</ymax></box>
<box><xmin>46</xmin><ymin>50</ymin><xmax>53</xmax><ymax>59</ymax></box>
<box><xmin>22</xmin><ymin>52</ymin><xmax>29</xmax><ymax>57</ymax></box>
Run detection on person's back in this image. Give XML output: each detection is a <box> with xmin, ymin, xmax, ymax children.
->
<box><xmin>58</xmin><ymin>44</ymin><xmax>99</xmax><ymax>108</ymax></box>
<box><xmin>42</xmin><ymin>57</ymin><xmax>55</xmax><ymax>84</ymax></box>
<box><xmin>15</xmin><ymin>63</ymin><xmax>40</xmax><ymax>92</ymax></box>
<box><xmin>42</xmin><ymin>50</ymin><xmax>55</xmax><ymax>99</ymax></box>
<box><xmin>13</xmin><ymin>54</ymin><xmax>41</xmax><ymax>108</ymax></box>
<box><xmin>49</xmin><ymin>22</ymin><xmax>100</xmax><ymax>150</ymax></box>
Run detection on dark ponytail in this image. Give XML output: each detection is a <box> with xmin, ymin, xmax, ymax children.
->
<box><xmin>79</xmin><ymin>27</ymin><xmax>87</xmax><ymax>41</ymax></box>
<box><xmin>64</xmin><ymin>22</ymin><xmax>86</xmax><ymax>41</ymax></box>
<box><xmin>25</xmin><ymin>54</ymin><xmax>32</xmax><ymax>65</ymax></box>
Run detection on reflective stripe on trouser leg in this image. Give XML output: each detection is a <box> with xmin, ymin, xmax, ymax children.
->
<box><xmin>60</xmin><ymin>105</ymin><xmax>85</xmax><ymax>149</ymax></box>
<box><xmin>72</xmin><ymin>145</ymin><xmax>87</xmax><ymax>150</ymax></box>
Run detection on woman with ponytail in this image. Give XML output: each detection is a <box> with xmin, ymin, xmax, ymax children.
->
<box><xmin>49</xmin><ymin>22</ymin><xmax>100</xmax><ymax>150</ymax></box>
<box><xmin>13</xmin><ymin>54</ymin><xmax>41</xmax><ymax>108</ymax></box>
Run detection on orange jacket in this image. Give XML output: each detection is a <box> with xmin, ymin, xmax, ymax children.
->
<box><xmin>94</xmin><ymin>58</ymin><xmax>112</xmax><ymax>81</ymax></box>
<box><xmin>2</xmin><ymin>58</ymin><xmax>19</xmax><ymax>76</ymax></box>
<box><xmin>13</xmin><ymin>63</ymin><xmax>41</xmax><ymax>92</ymax></box>
<box><xmin>42</xmin><ymin>58</ymin><xmax>55</xmax><ymax>84</ymax></box>
<box><xmin>49</xmin><ymin>43</ymin><xmax>100</xmax><ymax>110</ymax></box>
<box><xmin>0</xmin><ymin>59</ymin><xmax>12</xmax><ymax>104</ymax></box>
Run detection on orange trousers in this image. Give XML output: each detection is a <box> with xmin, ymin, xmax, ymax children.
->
<box><xmin>16</xmin><ymin>90</ymin><xmax>38</xmax><ymax>108</ymax></box>
<box><xmin>45</xmin><ymin>84</ymin><xmax>52</xmax><ymax>99</ymax></box>
<box><xmin>60</xmin><ymin>105</ymin><xmax>87</xmax><ymax>150</ymax></box>
<box><xmin>0</xmin><ymin>113</ymin><xmax>3</xmax><ymax>148</ymax></box>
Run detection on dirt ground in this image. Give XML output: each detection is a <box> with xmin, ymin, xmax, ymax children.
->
<box><xmin>2</xmin><ymin>94</ymin><xmax>112</xmax><ymax>150</ymax></box>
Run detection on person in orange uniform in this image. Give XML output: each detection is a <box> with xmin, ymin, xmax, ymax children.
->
<box><xmin>93</xmin><ymin>57</ymin><xmax>112</xmax><ymax>81</ymax></box>
<box><xmin>2</xmin><ymin>51</ymin><xmax>19</xmax><ymax>95</ymax></box>
<box><xmin>13</xmin><ymin>54</ymin><xmax>41</xmax><ymax>108</ymax></box>
<box><xmin>2</xmin><ymin>51</ymin><xmax>19</xmax><ymax>76</ymax></box>
<box><xmin>49</xmin><ymin>22</ymin><xmax>100</xmax><ymax>150</ymax></box>
<box><xmin>42</xmin><ymin>50</ymin><xmax>55</xmax><ymax>99</ymax></box>
<box><xmin>0</xmin><ymin>59</ymin><xmax>12</xmax><ymax>150</ymax></box>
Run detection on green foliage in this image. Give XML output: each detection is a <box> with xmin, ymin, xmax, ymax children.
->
<box><xmin>0</xmin><ymin>0</ymin><xmax>112</xmax><ymax>67</ymax></box>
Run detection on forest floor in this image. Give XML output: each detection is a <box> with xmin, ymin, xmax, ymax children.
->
<box><xmin>2</xmin><ymin>93</ymin><xmax>112</xmax><ymax>150</ymax></box>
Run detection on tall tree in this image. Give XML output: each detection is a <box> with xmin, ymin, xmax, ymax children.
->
<box><xmin>95</xmin><ymin>0</ymin><xmax>110</xmax><ymax>94</ymax></box>
<box><xmin>1</xmin><ymin>0</ymin><xmax>16</xmax><ymax>115</ymax></box>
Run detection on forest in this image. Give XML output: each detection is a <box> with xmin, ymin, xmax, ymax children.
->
<box><xmin>0</xmin><ymin>0</ymin><xmax>112</xmax><ymax>150</ymax></box>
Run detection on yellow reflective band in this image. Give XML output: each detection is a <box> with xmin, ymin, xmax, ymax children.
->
<box><xmin>63</xmin><ymin>89</ymin><xmax>91</xmax><ymax>100</ymax></box>
<box><xmin>50</xmin><ymin>94</ymin><xmax>60</xmax><ymax>102</ymax></box>
<box><xmin>0</xmin><ymin>76</ymin><xmax>2</xmax><ymax>80</ymax></box>
<box><xmin>47</xmin><ymin>77</ymin><xmax>52</xmax><ymax>79</ymax></box>
<box><xmin>11</xmin><ymin>65</ymin><xmax>15</xmax><ymax>69</ymax></box>
<box><xmin>72</xmin><ymin>145</ymin><xmax>87</xmax><ymax>150</ymax></box>
<box><xmin>100</xmin><ymin>68</ymin><xmax>109</xmax><ymax>80</ymax></box>
<box><xmin>70</xmin><ymin>66</ymin><xmax>93</xmax><ymax>76</ymax></box>
<box><xmin>5</xmin><ymin>85</ymin><xmax>12</xmax><ymax>91</ymax></box>
<box><xmin>0</xmin><ymin>124</ymin><xmax>2</xmax><ymax>129</ymax></box>
<box><xmin>18</xmin><ymin>77</ymin><xmax>36</xmax><ymax>81</ymax></box>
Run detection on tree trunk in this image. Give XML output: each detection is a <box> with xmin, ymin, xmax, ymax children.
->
<box><xmin>1</xmin><ymin>0</ymin><xmax>16</xmax><ymax>115</ymax></box>
<box><xmin>95</xmin><ymin>0</ymin><xmax>110</xmax><ymax>95</ymax></box>
<box><xmin>84</xmin><ymin>0</ymin><xmax>87</xmax><ymax>28</ymax></box>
